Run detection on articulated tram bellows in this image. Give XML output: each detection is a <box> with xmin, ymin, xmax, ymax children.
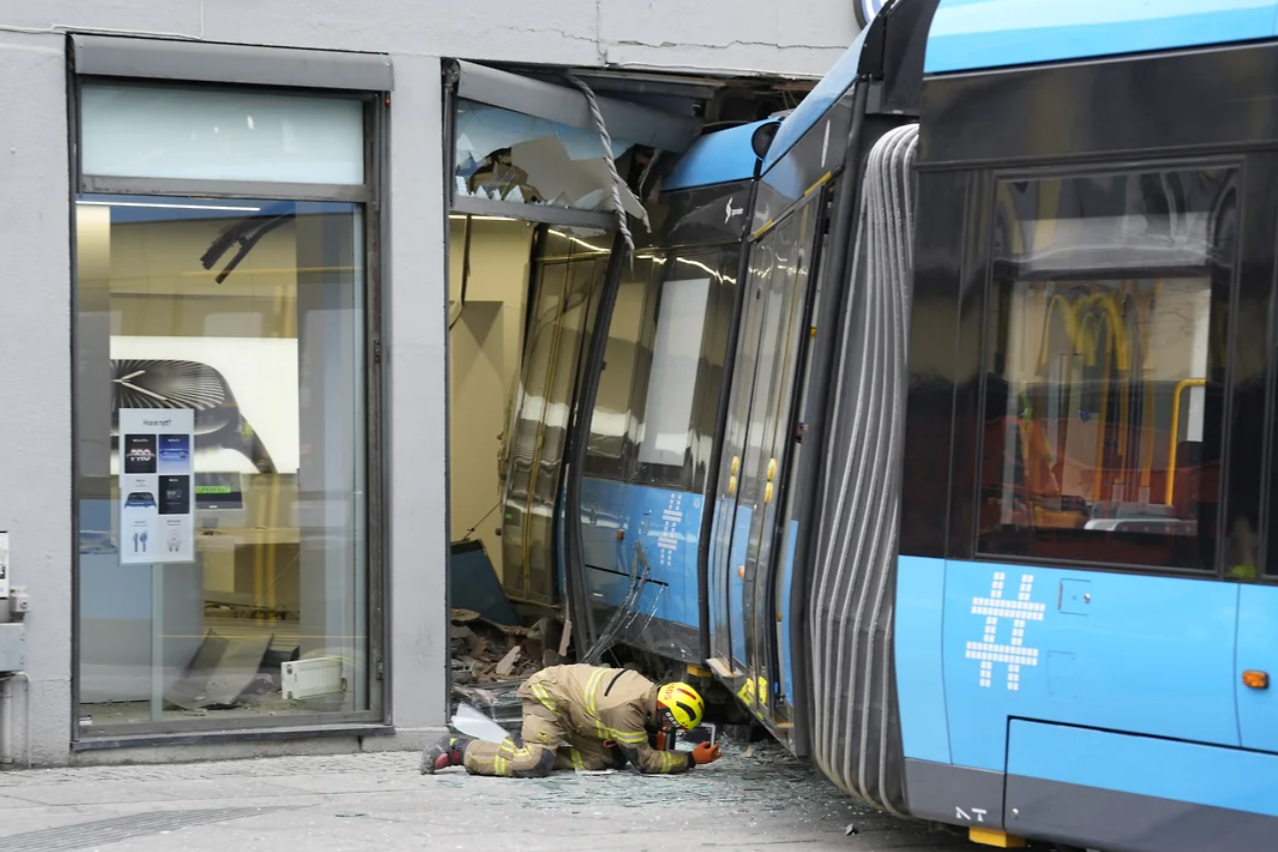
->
<box><xmin>808</xmin><ymin>123</ymin><xmax>917</xmax><ymax>813</ymax></box>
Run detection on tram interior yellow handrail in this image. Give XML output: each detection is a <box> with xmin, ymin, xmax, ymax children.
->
<box><xmin>1165</xmin><ymin>377</ymin><xmax>1207</xmax><ymax>505</ymax></box>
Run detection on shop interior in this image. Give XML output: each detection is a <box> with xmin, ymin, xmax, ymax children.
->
<box><xmin>76</xmin><ymin>196</ymin><xmax>368</xmax><ymax>729</ymax></box>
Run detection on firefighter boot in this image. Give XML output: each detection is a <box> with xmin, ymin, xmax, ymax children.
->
<box><xmin>420</xmin><ymin>734</ymin><xmax>474</xmax><ymax>774</ymax></box>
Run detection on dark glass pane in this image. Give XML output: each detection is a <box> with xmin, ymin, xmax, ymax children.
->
<box><xmin>978</xmin><ymin>168</ymin><xmax>1235</xmax><ymax>570</ymax></box>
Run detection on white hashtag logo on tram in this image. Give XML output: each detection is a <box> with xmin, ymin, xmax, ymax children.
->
<box><xmin>966</xmin><ymin>572</ymin><xmax>1045</xmax><ymax>690</ymax></box>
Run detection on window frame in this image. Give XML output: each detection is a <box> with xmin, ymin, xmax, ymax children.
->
<box><xmin>970</xmin><ymin>157</ymin><xmax>1244</xmax><ymax>578</ymax></box>
<box><xmin>69</xmin><ymin>73</ymin><xmax>388</xmax><ymax>744</ymax></box>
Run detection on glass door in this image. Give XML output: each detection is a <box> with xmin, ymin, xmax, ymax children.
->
<box><xmin>707</xmin><ymin>240</ymin><xmax>774</xmax><ymax>677</ymax></box>
<box><xmin>738</xmin><ymin>202</ymin><xmax>820</xmax><ymax>737</ymax></box>
<box><xmin>707</xmin><ymin>199</ymin><xmax>821</xmax><ymax>724</ymax></box>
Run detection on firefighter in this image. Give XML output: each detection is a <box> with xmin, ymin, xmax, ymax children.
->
<box><xmin>421</xmin><ymin>664</ymin><xmax>722</xmax><ymax>777</ymax></box>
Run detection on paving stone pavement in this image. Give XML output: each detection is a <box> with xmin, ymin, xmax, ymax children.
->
<box><xmin>0</xmin><ymin>743</ymin><xmax>1000</xmax><ymax>851</ymax></box>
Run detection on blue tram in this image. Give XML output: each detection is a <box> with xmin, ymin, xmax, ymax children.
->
<box><xmin>521</xmin><ymin>1</ymin><xmax>1278</xmax><ymax>849</ymax></box>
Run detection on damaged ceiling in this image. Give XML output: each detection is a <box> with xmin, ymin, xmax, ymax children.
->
<box><xmin>454</xmin><ymin>99</ymin><xmax>648</xmax><ymax>221</ymax></box>
<box><xmin>449</xmin><ymin>60</ymin><xmax>814</xmax><ymax>224</ymax></box>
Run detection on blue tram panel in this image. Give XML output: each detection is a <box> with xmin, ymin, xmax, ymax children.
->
<box><xmin>663</xmin><ymin>119</ymin><xmax>777</xmax><ymax>191</ymax></box>
<box><xmin>1235</xmin><ymin>585</ymin><xmax>1278</xmax><ymax>753</ymax></box>
<box><xmin>926</xmin><ymin>0</ymin><xmax>1278</xmax><ymax>74</ymax></box>
<box><xmin>932</xmin><ymin>560</ymin><xmax>1239</xmax><ymax>771</ymax></box>
<box><xmin>580</xmin><ymin>478</ymin><xmax>704</xmax><ymax>644</ymax></box>
<box><xmin>894</xmin><ymin>557</ymin><xmax>1278</xmax><ymax>833</ymax></box>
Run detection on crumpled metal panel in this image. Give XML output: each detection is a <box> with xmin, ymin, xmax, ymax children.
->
<box><xmin>807</xmin><ymin>123</ymin><xmax>918</xmax><ymax>815</ymax></box>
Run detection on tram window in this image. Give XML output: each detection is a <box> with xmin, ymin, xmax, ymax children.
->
<box><xmin>637</xmin><ymin>276</ymin><xmax>711</xmax><ymax>466</ymax></box>
<box><xmin>978</xmin><ymin>167</ymin><xmax>1235</xmax><ymax>571</ymax></box>
<box><xmin>585</xmin><ymin>258</ymin><xmax>658</xmax><ymax>480</ymax></box>
<box><xmin>630</xmin><ymin>249</ymin><xmax>738</xmax><ymax>492</ymax></box>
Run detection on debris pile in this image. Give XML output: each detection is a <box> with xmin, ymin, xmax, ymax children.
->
<box><xmin>450</xmin><ymin>608</ymin><xmax>565</xmax><ymax>729</ymax></box>
<box><xmin>448</xmin><ymin>608</ymin><xmax>544</xmax><ymax>685</ymax></box>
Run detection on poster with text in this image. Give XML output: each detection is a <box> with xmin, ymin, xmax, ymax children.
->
<box><xmin>119</xmin><ymin>408</ymin><xmax>195</xmax><ymax>565</ymax></box>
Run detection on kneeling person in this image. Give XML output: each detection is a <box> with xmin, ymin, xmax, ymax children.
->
<box><xmin>422</xmin><ymin>664</ymin><xmax>721</xmax><ymax>777</ymax></box>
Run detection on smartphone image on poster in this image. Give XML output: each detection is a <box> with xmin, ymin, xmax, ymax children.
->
<box><xmin>124</xmin><ymin>435</ymin><xmax>157</xmax><ymax>473</ymax></box>
<box><xmin>158</xmin><ymin>434</ymin><xmax>191</xmax><ymax>472</ymax></box>
<box><xmin>158</xmin><ymin>476</ymin><xmax>190</xmax><ymax>515</ymax></box>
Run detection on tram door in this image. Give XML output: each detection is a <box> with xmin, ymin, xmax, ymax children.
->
<box><xmin>500</xmin><ymin>235</ymin><xmax>610</xmax><ymax>605</ymax></box>
<box><xmin>707</xmin><ymin>199</ymin><xmax>821</xmax><ymax>738</ymax></box>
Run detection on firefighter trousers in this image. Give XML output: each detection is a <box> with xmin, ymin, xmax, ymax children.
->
<box><xmin>463</xmin><ymin>699</ymin><xmax>612</xmax><ymax>777</ymax></box>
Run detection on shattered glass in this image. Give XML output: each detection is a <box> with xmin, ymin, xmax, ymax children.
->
<box><xmin>454</xmin><ymin>99</ymin><xmax>646</xmax><ymax>220</ymax></box>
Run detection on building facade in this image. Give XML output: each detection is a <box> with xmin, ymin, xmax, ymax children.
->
<box><xmin>0</xmin><ymin>1</ymin><xmax>856</xmax><ymax>766</ymax></box>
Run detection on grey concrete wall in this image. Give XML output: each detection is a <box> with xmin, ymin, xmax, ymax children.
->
<box><xmin>1</xmin><ymin>1</ymin><xmax>856</xmax><ymax>77</ymax></box>
<box><xmin>383</xmin><ymin>52</ymin><xmax>452</xmax><ymax>745</ymax></box>
<box><xmin>0</xmin><ymin>1</ymin><xmax>857</xmax><ymax>765</ymax></box>
<box><xmin>0</xmin><ymin>31</ymin><xmax>73</xmax><ymax>766</ymax></box>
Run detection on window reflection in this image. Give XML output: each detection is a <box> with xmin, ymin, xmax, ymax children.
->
<box><xmin>979</xmin><ymin>169</ymin><xmax>1233</xmax><ymax>569</ymax></box>
<box><xmin>583</xmin><ymin>247</ymin><xmax>739</xmax><ymax>492</ymax></box>
<box><xmin>76</xmin><ymin>195</ymin><xmax>368</xmax><ymax>727</ymax></box>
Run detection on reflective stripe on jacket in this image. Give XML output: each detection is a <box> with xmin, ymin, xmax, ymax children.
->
<box><xmin>518</xmin><ymin>664</ymin><xmax>693</xmax><ymax>774</ymax></box>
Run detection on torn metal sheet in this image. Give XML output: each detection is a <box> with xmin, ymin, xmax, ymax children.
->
<box><xmin>454</xmin><ymin>99</ymin><xmax>647</xmax><ymax>225</ymax></box>
<box><xmin>455</xmin><ymin>99</ymin><xmax>633</xmax><ymax>167</ymax></box>
<box><xmin>452</xmin><ymin>61</ymin><xmax>698</xmax><ymax>153</ymax></box>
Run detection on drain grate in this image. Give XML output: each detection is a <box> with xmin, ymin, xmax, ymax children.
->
<box><xmin>1</xmin><ymin>807</ymin><xmax>286</xmax><ymax>852</ymax></box>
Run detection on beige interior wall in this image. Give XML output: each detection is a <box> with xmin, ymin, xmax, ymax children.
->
<box><xmin>448</xmin><ymin>217</ymin><xmax>536</xmax><ymax>576</ymax></box>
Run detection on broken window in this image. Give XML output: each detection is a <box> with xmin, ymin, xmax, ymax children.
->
<box><xmin>453</xmin><ymin>99</ymin><xmax>646</xmax><ymax>219</ymax></box>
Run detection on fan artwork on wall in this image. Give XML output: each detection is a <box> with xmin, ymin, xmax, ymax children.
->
<box><xmin>107</xmin><ymin>335</ymin><xmax>300</xmax><ymax>476</ymax></box>
<box><xmin>110</xmin><ymin>359</ymin><xmax>277</xmax><ymax>475</ymax></box>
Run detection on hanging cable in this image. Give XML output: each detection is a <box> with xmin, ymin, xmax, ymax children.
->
<box><xmin>562</xmin><ymin>72</ymin><xmax>635</xmax><ymax>262</ymax></box>
<box><xmin>458</xmin><ymin>499</ymin><xmax>502</xmax><ymax>542</ymax></box>
<box><xmin>449</xmin><ymin>213</ymin><xmax>474</xmax><ymax>332</ymax></box>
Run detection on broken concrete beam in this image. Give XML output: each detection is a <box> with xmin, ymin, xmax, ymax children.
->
<box><xmin>495</xmin><ymin>646</ymin><xmax>522</xmax><ymax>677</ymax></box>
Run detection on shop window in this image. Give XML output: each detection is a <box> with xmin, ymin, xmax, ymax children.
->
<box><xmin>978</xmin><ymin>167</ymin><xmax>1235</xmax><ymax>570</ymax></box>
<box><xmin>75</xmin><ymin>83</ymin><xmax>375</xmax><ymax>734</ymax></box>
<box><xmin>81</xmin><ymin>84</ymin><xmax>365</xmax><ymax>185</ymax></box>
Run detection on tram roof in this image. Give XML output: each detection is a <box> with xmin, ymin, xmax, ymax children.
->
<box><xmin>761</xmin><ymin>28</ymin><xmax>869</xmax><ymax>175</ymax></box>
<box><xmin>761</xmin><ymin>0</ymin><xmax>940</xmax><ymax>176</ymax></box>
<box><xmin>661</xmin><ymin>119</ymin><xmax>777</xmax><ymax>192</ymax></box>
<box><xmin>925</xmin><ymin>0</ymin><xmax>1278</xmax><ymax>75</ymax></box>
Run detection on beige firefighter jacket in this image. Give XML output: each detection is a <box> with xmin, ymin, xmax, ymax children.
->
<box><xmin>518</xmin><ymin>664</ymin><xmax>694</xmax><ymax>774</ymax></box>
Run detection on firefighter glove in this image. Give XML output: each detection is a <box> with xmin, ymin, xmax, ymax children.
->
<box><xmin>691</xmin><ymin>742</ymin><xmax>722</xmax><ymax>765</ymax></box>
